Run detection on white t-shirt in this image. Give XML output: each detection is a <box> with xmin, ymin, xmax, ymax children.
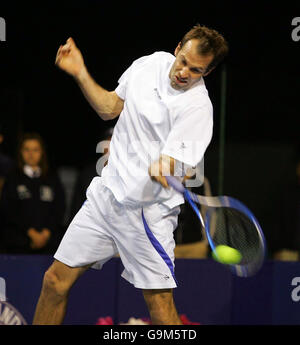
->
<box><xmin>101</xmin><ymin>51</ymin><xmax>213</xmax><ymax>208</ymax></box>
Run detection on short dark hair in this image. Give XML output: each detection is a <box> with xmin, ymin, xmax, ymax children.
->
<box><xmin>179</xmin><ymin>24</ymin><xmax>228</xmax><ymax>71</ymax></box>
<box><xmin>17</xmin><ymin>132</ymin><xmax>49</xmax><ymax>177</ymax></box>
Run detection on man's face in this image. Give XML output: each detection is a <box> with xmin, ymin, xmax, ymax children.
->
<box><xmin>169</xmin><ymin>39</ymin><xmax>214</xmax><ymax>91</ymax></box>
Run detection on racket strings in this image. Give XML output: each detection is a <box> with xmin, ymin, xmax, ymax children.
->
<box><xmin>208</xmin><ymin>207</ymin><xmax>262</xmax><ymax>265</ymax></box>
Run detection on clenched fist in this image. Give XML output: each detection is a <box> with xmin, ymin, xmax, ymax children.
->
<box><xmin>55</xmin><ymin>37</ymin><xmax>86</xmax><ymax>79</ymax></box>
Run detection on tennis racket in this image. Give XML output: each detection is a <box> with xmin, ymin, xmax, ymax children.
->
<box><xmin>166</xmin><ymin>176</ymin><xmax>267</xmax><ymax>277</ymax></box>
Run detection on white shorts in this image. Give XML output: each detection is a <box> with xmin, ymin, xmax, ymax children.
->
<box><xmin>54</xmin><ymin>177</ymin><xmax>180</xmax><ymax>289</ymax></box>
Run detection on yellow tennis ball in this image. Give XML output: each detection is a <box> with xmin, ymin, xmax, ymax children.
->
<box><xmin>212</xmin><ymin>245</ymin><xmax>242</xmax><ymax>265</ymax></box>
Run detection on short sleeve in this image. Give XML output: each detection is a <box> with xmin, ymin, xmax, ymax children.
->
<box><xmin>115</xmin><ymin>55</ymin><xmax>151</xmax><ymax>100</ymax></box>
<box><xmin>161</xmin><ymin>104</ymin><xmax>213</xmax><ymax>167</ymax></box>
<box><xmin>115</xmin><ymin>64</ymin><xmax>132</xmax><ymax>101</ymax></box>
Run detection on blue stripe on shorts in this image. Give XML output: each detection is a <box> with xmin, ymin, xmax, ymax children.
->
<box><xmin>141</xmin><ymin>208</ymin><xmax>178</xmax><ymax>285</ymax></box>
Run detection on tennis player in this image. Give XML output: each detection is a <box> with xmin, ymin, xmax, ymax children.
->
<box><xmin>33</xmin><ymin>24</ymin><xmax>228</xmax><ymax>325</ymax></box>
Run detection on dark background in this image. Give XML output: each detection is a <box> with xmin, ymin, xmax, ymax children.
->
<box><xmin>0</xmin><ymin>1</ymin><xmax>300</xmax><ymax>253</ymax></box>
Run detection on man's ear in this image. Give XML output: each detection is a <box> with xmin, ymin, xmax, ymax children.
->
<box><xmin>174</xmin><ymin>42</ymin><xmax>181</xmax><ymax>56</ymax></box>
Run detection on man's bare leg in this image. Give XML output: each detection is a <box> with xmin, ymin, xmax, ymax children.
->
<box><xmin>33</xmin><ymin>260</ymin><xmax>91</xmax><ymax>325</ymax></box>
<box><xmin>143</xmin><ymin>289</ymin><xmax>182</xmax><ymax>325</ymax></box>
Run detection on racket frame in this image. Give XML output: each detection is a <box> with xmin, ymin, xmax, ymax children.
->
<box><xmin>166</xmin><ymin>176</ymin><xmax>267</xmax><ymax>277</ymax></box>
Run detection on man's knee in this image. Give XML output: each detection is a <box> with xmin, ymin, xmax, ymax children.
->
<box><xmin>42</xmin><ymin>267</ymin><xmax>70</xmax><ymax>299</ymax></box>
<box><xmin>41</xmin><ymin>260</ymin><xmax>90</xmax><ymax>300</ymax></box>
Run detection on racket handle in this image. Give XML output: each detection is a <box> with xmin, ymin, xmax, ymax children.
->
<box><xmin>165</xmin><ymin>176</ymin><xmax>185</xmax><ymax>194</ymax></box>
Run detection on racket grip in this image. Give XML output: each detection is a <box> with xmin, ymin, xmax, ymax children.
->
<box><xmin>165</xmin><ymin>176</ymin><xmax>185</xmax><ymax>194</ymax></box>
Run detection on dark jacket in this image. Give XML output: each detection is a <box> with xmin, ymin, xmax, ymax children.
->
<box><xmin>0</xmin><ymin>169</ymin><xmax>66</xmax><ymax>254</ymax></box>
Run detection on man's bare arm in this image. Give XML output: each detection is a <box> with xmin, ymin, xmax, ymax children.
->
<box><xmin>149</xmin><ymin>154</ymin><xmax>195</xmax><ymax>188</ymax></box>
<box><xmin>55</xmin><ymin>37</ymin><xmax>124</xmax><ymax>120</ymax></box>
<box><xmin>75</xmin><ymin>69</ymin><xmax>123</xmax><ymax>120</ymax></box>
<box><xmin>149</xmin><ymin>154</ymin><xmax>175</xmax><ymax>188</ymax></box>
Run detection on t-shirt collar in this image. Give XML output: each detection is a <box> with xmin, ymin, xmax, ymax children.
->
<box><xmin>23</xmin><ymin>165</ymin><xmax>41</xmax><ymax>178</ymax></box>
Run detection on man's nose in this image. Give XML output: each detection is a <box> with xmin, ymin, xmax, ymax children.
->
<box><xmin>179</xmin><ymin>67</ymin><xmax>189</xmax><ymax>79</ymax></box>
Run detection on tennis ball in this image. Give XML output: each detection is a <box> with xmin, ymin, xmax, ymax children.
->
<box><xmin>212</xmin><ymin>245</ymin><xmax>242</xmax><ymax>265</ymax></box>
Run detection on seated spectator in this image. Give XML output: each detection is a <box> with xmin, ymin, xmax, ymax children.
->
<box><xmin>0</xmin><ymin>132</ymin><xmax>66</xmax><ymax>254</ymax></box>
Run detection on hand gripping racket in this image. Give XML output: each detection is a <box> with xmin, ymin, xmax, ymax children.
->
<box><xmin>166</xmin><ymin>176</ymin><xmax>267</xmax><ymax>277</ymax></box>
